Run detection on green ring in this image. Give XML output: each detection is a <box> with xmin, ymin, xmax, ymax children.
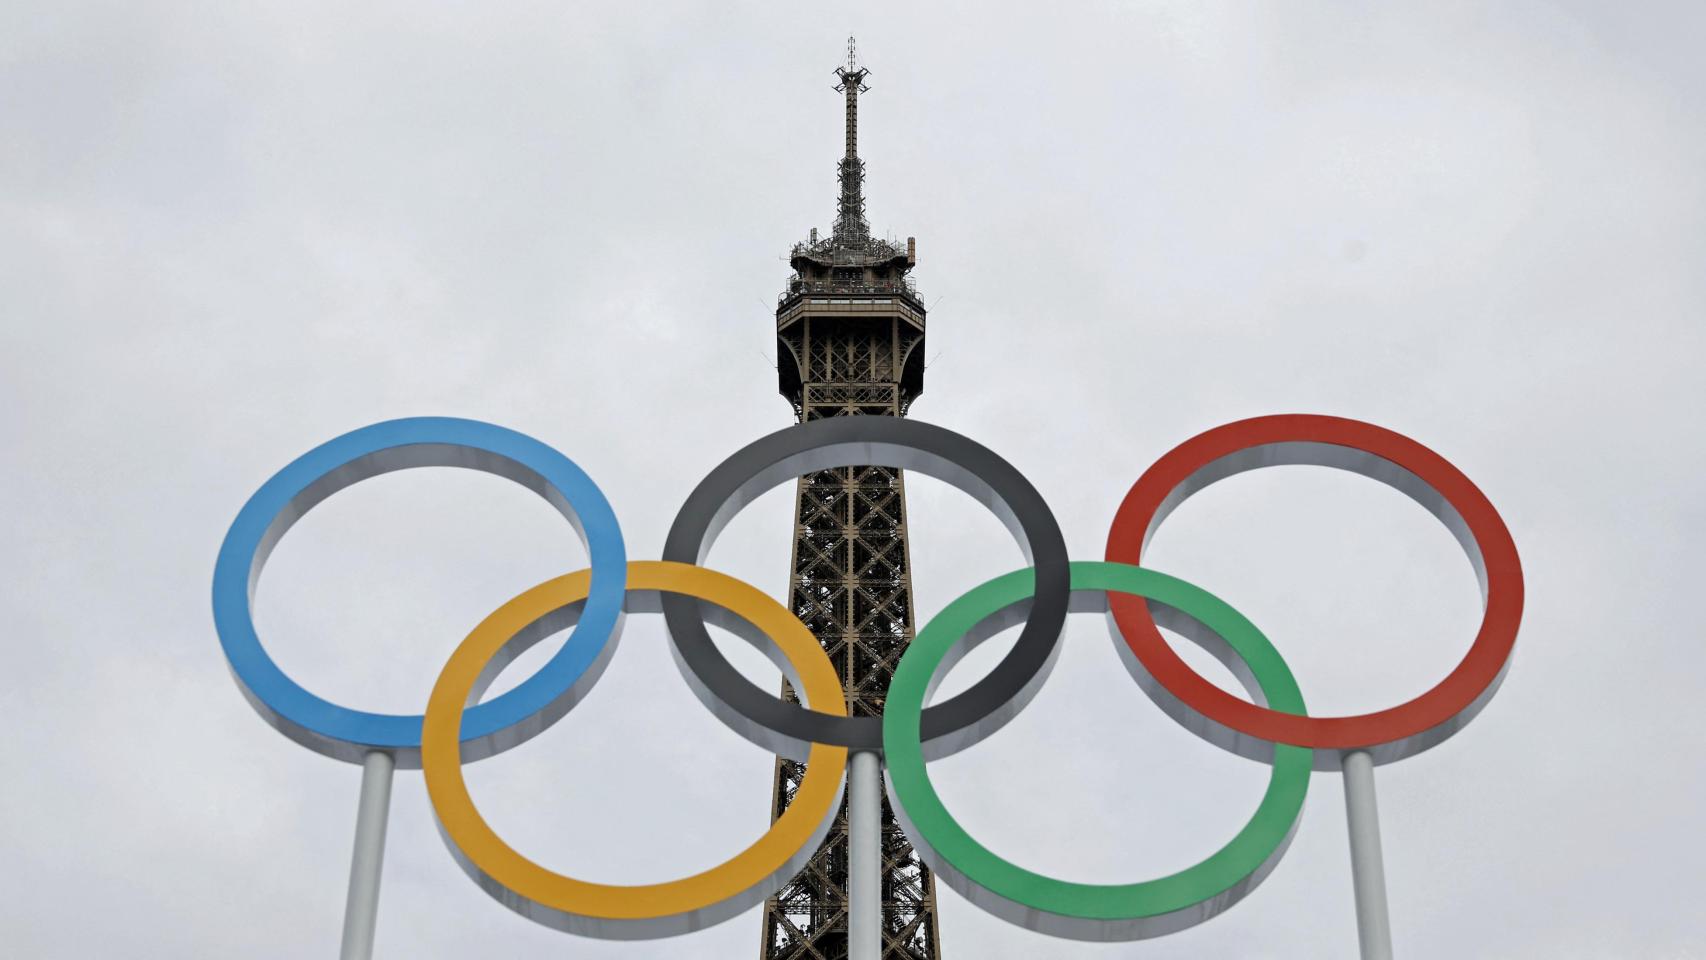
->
<box><xmin>883</xmin><ymin>561</ymin><xmax>1312</xmax><ymax>942</ymax></box>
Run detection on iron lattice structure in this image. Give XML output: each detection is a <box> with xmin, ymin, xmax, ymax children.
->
<box><xmin>760</xmin><ymin>39</ymin><xmax>941</xmax><ymax>960</ymax></box>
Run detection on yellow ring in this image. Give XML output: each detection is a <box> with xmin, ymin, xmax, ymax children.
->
<box><xmin>422</xmin><ymin>560</ymin><xmax>848</xmax><ymax>938</ymax></box>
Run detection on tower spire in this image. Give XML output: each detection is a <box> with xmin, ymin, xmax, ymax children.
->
<box><xmin>832</xmin><ymin>35</ymin><xmax>871</xmax><ymax>245</ymax></box>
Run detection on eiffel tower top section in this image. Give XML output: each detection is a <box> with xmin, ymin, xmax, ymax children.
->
<box><xmin>775</xmin><ymin>39</ymin><xmax>927</xmax><ymax>417</ymax></box>
<box><xmin>780</xmin><ymin>37</ymin><xmax>922</xmax><ymax>306</ymax></box>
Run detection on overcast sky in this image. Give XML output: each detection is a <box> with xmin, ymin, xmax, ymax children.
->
<box><xmin>3</xmin><ymin>2</ymin><xmax>1703</xmax><ymax>957</ymax></box>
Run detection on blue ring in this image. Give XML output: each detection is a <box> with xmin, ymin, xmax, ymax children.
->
<box><xmin>212</xmin><ymin>417</ymin><xmax>627</xmax><ymax>767</ymax></box>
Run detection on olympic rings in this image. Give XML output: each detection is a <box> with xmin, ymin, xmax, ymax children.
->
<box><xmin>211</xmin><ymin>417</ymin><xmax>627</xmax><ymax>767</ymax></box>
<box><xmin>214</xmin><ymin>411</ymin><xmax>1523</xmax><ymax>946</ymax></box>
<box><xmin>662</xmin><ymin>415</ymin><xmax>1070</xmax><ymax>760</ymax></box>
<box><xmin>1105</xmin><ymin>414</ymin><xmax>1524</xmax><ymax>768</ymax></box>
<box><xmin>884</xmin><ymin>562</ymin><xmax>1311</xmax><ymax>941</ymax></box>
<box><xmin>422</xmin><ymin>561</ymin><xmax>848</xmax><ymax>938</ymax></box>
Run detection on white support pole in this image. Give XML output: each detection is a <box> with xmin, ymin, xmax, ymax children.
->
<box><xmin>847</xmin><ymin>750</ymin><xmax>882</xmax><ymax>960</ymax></box>
<box><xmin>340</xmin><ymin>750</ymin><xmax>395</xmax><ymax>960</ymax></box>
<box><xmin>1342</xmin><ymin>749</ymin><xmax>1394</xmax><ymax>960</ymax></box>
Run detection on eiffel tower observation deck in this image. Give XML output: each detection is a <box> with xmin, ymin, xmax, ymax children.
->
<box><xmin>761</xmin><ymin>38</ymin><xmax>941</xmax><ymax>960</ymax></box>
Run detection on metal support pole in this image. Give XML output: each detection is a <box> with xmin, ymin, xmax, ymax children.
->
<box><xmin>848</xmin><ymin>750</ymin><xmax>882</xmax><ymax>960</ymax></box>
<box><xmin>340</xmin><ymin>750</ymin><xmax>395</xmax><ymax>960</ymax></box>
<box><xmin>1342</xmin><ymin>749</ymin><xmax>1393</xmax><ymax>960</ymax></box>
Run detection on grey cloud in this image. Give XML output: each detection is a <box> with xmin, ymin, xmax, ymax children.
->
<box><xmin>2</xmin><ymin>2</ymin><xmax>1701</xmax><ymax>957</ymax></box>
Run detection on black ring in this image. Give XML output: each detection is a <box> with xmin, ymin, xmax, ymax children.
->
<box><xmin>662</xmin><ymin>416</ymin><xmax>1070</xmax><ymax>759</ymax></box>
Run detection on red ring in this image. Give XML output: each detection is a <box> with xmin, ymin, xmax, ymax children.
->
<box><xmin>1105</xmin><ymin>414</ymin><xmax>1523</xmax><ymax>761</ymax></box>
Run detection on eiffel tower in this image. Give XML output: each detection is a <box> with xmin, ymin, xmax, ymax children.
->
<box><xmin>759</xmin><ymin>38</ymin><xmax>943</xmax><ymax>960</ymax></box>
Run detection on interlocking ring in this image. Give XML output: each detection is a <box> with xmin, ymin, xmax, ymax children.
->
<box><xmin>422</xmin><ymin>561</ymin><xmax>847</xmax><ymax>938</ymax></box>
<box><xmin>884</xmin><ymin>561</ymin><xmax>1311</xmax><ymax>941</ymax></box>
<box><xmin>211</xmin><ymin>417</ymin><xmax>626</xmax><ymax>766</ymax></box>
<box><xmin>662</xmin><ymin>415</ymin><xmax>1070</xmax><ymax>760</ymax></box>
<box><xmin>1105</xmin><ymin>414</ymin><xmax>1524</xmax><ymax>768</ymax></box>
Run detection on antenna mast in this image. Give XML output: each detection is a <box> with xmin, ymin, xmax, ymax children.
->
<box><xmin>832</xmin><ymin>35</ymin><xmax>872</xmax><ymax>245</ymax></box>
